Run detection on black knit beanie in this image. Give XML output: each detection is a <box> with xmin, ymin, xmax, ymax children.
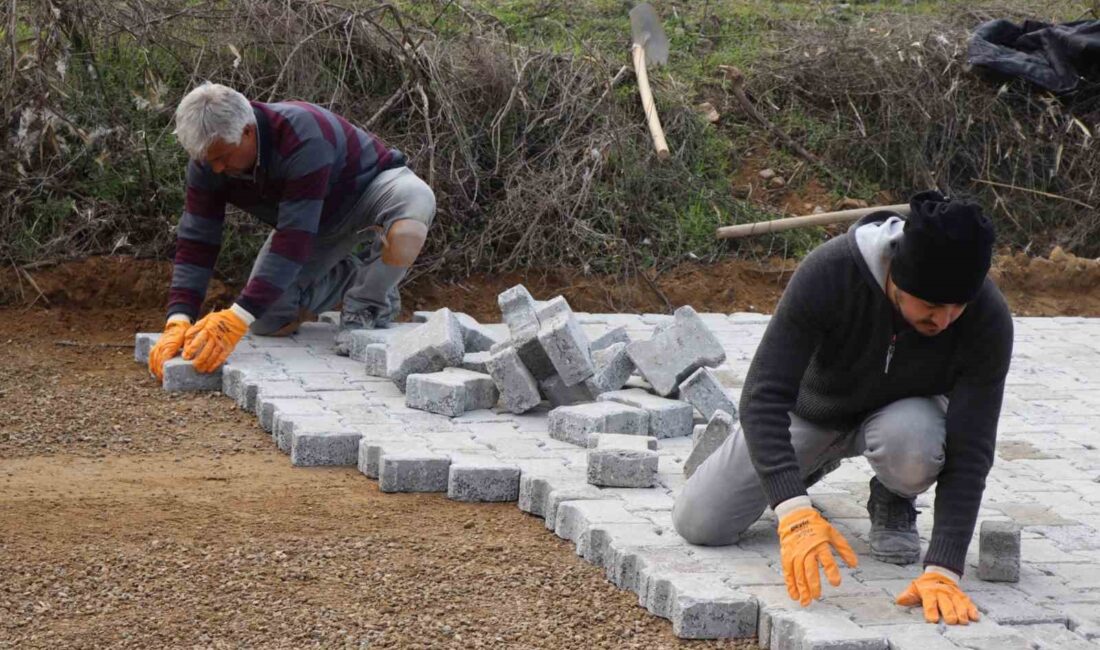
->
<box><xmin>891</xmin><ymin>190</ymin><xmax>995</xmax><ymax>304</ymax></box>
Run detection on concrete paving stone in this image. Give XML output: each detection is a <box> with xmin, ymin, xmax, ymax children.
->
<box><xmin>968</xmin><ymin>590</ymin><xmax>1067</xmax><ymax>626</ymax></box>
<box><xmin>598</xmin><ymin>389</ymin><xmax>693</xmax><ymax>439</ymax></box>
<box><xmin>598</xmin><ymin>528</ymin><xmax>685</xmax><ymax>582</ymax></box>
<box><xmin>829</xmin><ymin>594</ymin><xmax>928</xmax><ymax>626</ymax></box>
<box><xmin>273</xmin><ymin>414</ymin><xmax>343</xmax><ymax>453</ymax></box>
<box><xmin>455</xmin><ymin>312</ymin><xmax>504</xmax><ymax>353</ymax></box>
<box><xmin>498</xmin><ymin>284</ymin><xmax>540</xmax><ymax>335</ymax></box>
<box><xmin>363</xmin><ymin>343</ymin><xmax>388</xmax><ymax>378</ymax></box>
<box><xmin>298</xmin><ymin>372</ymin><xmax>356</xmax><ymax>392</ymax></box>
<box><xmin>358</xmin><ymin>439</ymin><xmax>426</xmax><ymax>479</ymax></box>
<box><xmin>386</xmin><ymin>309</ymin><xmax>465</xmax><ymax>391</ymax></box>
<box><xmin>162</xmin><ymin>358</ymin><xmax>223</xmax><ymax>392</ymax></box>
<box><xmin>535</xmin><ymin>296</ymin><xmax>572</xmax><ymax>323</ymax></box>
<box><xmin>597</xmin><ymin>488</ymin><xmax>675</xmax><ymax>512</ymax></box>
<box><xmin>590</xmin><ymin>326</ymin><xmax>630</xmax><ymax>352</ymax></box>
<box><xmin>767</xmin><ymin>608</ymin><xmax>889</xmax><ymax>650</ymax></box>
<box><xmin>234</xmin><ymin>371</ymin><xmax>291</xmax><ymax>411</ymax></box>
<box><xmin>587</xmin><ymin>448</ymin><xmax>659</xmax><ymax>488</ymax></box>
<box><xmin>584</xmin><ymin>342</ymin><xmax>635</xmax><ymax>396</ymax></box>
<box><xmin>447</xmin><ymin>461</ymin><xmax>521</xmax><ymax>502</ymax></box>
<box><xmin>587</xmin><ymin>433</ymin><xmax>657</xmax><ymax>451</ymax></box>
<box><xmin>540</xmin><ymin>374</ymin><xmax>598</xmax><ymax>407</ymax></box>
<box><xmin>684</xmin><ymin>409</ymin><xmax>734</xmax><ymax>478</ymax></box>
<box><xmin>1031</xmin><ymin>524</ymin><xmax>1100</xmax><ymax>551</ymax></box>
<box><xmin>378</xmin><ymin>451</ymin><xmax>451</xmax><ymax>493</ymax></box>
<box><xmin>460</xmin><ymin>351</ymin><xmax>491</xmax><ymax>374</ymax></box>
<box><xmin>485</xmin><ymin>345</ymin><xmax>542</xmax><ymax>414</ymax></box>
<box><xmin>678</xmin><ymin>367</ymin><xmax>738</xmax><ymax>420</ymax></box>
<box><xmin>314</xmin><ymin>390</ymin><xmax>376</xmax><ymax>408</ymax></box>
<box><xmin>1061</xmin><ymin>602</ymin><xmax>1100</xmax><ymax>640</ymax></box>
<box><xmin>134</xmin><ymin>332</ymin><xmax>160</xmax><ymax>364</ymax></box>
<box><xmin>517</xmin><ymin>472</ymin><xmax>570</xmax><ymax>517</ymax></box>
<box><xmin>667</xmin><ymin>574</ymin><xmax>758</xmax><ymax>640</ymax></box>
<box><xmin>542</xmin><ymin>484</ymin><xmax>610</xmax><ymax>530</ymax></box>
<box><xmin>405</xmin><ymin>369</ymin><xmax>499</xmax><ymax>417</ymax></box>
<box><xmin>1007</xmin><ymin>622</ymin><xmax>1100</xmax><ymax>650</ymax></box>
<box><xmin>537</xmin><ymin>311</ymin><xmax>594</xmax><ymax>386</ymax></box>
<box><xmin>260</xmin><ymin>398</ymin><xmax>328</xmax><ymax>435</ymax></box>
<box><xmin>553</xmin><ymin>499</ymin><xmax>646</xmax><ymax>553</ymax></box>
<box><xmin>513</xmin><ymin>326</ymin><xmax>558</xmax><ymax>381</ymax></box>
<box><xmin>547</xmin><ymin>402</ymin><xmax>649</xmax><ymax>446</ymax></box>
<box><xmin>291</xmin><ymin>429</ymin><xmax>362</xmax><ymax>467</ymax></box>
<box><xmin>626</xmin><ymin>306</ymin><xmax>726</xmax><ymax>396</ymax></box>
<box><xmin>978</xmin><ymin>520</ymin><xmax>1021</xmax><ymax>582</ymax></box>
<box><xmin>253</xmin><ymin>379</ymin><xmax>312</xmax><ymax>413</ymax></box>
<box><xmin>941</xmin><ymin>618</ymin><xmax>1041</xmax><ymax>650</ymax></box>
<box><xmin>335</xmin><ymin>322</ymin><xmax>419</xmax><ymax>358</ymax></box>
<box><xmin>863</xmin><ymin>626</ymin><xmax>965</xmax><ymax>649</ymax></box>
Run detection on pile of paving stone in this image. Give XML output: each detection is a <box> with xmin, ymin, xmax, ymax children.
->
<box><xmin>333</xmin><ymin>285</ymin><xmax>740</xmax><ymax>488</ymax></box>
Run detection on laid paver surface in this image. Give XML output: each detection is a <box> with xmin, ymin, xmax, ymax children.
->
<box><xmin>158</xmin><ymin>312</ymin><xmax>1100</xmax><ymax>647</ymax></box>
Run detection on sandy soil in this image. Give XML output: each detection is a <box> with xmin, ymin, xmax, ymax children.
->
<box><xmin>0</xmin><ymin>309</ymin><xmax>752</xmax><ymax>649</ymax></box>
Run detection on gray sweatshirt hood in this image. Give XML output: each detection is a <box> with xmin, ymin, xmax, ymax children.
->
<box><xmin>850</xmin><ymin>213</ymin><xmax>907</xmax><ymax>294</ymax></box>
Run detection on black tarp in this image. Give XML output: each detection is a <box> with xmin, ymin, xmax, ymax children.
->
<box><xmin>968</xmin><ymin>19</ymin><xmax>1100</xmax><ymax>94</ymax></box>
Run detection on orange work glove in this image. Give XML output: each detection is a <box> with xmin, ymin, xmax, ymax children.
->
<box><xmin>182</xmin><ymin>307</ymin><xmax>249</xmax><ymax>373</ymax></box>
<box><xmin>148</xmin><ymin>319</ymin><xmax>190</xmax><ymax>381</ymax></box>
<box><xmin>778</xmin><ymin>507</ymin><xmax>859</xmax><ymax>606</ymax></box>
<box><xmin>896</xmin><ymin>571</ymin><xmax>980</xmax><ymax>625</ymax></box>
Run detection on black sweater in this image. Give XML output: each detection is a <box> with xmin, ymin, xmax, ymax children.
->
<box><xmin>739</xmin><ymin>214</ymin><xmax>1014</xmax><ymax>575</ymax></box>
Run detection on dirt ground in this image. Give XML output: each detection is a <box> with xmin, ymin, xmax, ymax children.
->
<box><xmin>2</xmin><ymin>246</ymin><xmax>1098</xmax><ymax>321</ymax></box>
<box><xmin>0</xmin><ymin>309</ymin><xmax>752</xmax><ymax>649</ymax></box>
<box><xmin>0</xmin><ymin>247</ymin><xmax>1096</xmax><ymax>647</ymax></box>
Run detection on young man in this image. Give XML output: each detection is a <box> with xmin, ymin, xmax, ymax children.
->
<box><xmin>673</xmin><ymin>192</ymin><xmax>1013</xmax><ymax>625</ymax></box>
<box><xmin>148</xmin><ymin>83</ymin><xmax>435</xmax><ymax>380</ymax></box>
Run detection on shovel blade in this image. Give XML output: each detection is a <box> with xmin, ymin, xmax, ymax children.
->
<box><xmin>629</xmin><ymin>3</ymin><xmax>669</xmax><ymax>66</ymax></box>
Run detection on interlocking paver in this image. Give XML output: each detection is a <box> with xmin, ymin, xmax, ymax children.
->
<box><xmin>142</xmin><ymin>314</ymin><xmax>1100</xmax><ymax>645</ymax></box>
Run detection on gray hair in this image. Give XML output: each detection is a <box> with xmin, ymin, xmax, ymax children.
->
<box><xmin>173</xmin><ymin>82</ymin><xmax>256</xmax><ymax>159</ymax></box>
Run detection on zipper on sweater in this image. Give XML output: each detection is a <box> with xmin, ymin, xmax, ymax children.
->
<box><xmin>884</xmin><ymin>333</ymin><xmax>897</xmax><ymax>374</ymax></box>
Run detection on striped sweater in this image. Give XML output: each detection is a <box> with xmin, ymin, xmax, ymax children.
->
<box><xmin>167</xmin><ymin>101</ymin><xmax>406</xmax><ymax>320</ymax></box>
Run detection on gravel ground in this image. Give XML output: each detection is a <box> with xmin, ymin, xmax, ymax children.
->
<box><xmin>0</xmin><ymin>308</ymin><xmax>753</xmax><ymax>649</ymax></box>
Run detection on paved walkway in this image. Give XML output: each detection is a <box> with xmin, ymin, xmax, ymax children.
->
<box><xmin>163</xmin><ymin>313</ymin><xmax>1100</xmax><ymax>648</ymax></box>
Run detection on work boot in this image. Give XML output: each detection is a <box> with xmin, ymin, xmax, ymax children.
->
<box><xmin>866</xmin><ymin>476</ymin><xmax>920</xmax><ymax>565</ymax></box>
<box><xmin>339</xmin><ymin>307</ymin><xmax>378</xmax><ymax>332</ymax></box>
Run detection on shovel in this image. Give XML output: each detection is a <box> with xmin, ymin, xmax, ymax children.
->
<box><xmin>629</xmin><ymin>3</ymin><xmax>670</xmax><ymax>160</ymax></box>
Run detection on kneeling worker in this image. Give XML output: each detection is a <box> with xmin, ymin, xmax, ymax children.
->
<box><xmin>673</xmin><ymin>192</ymin><xmax>1013</xmax><ymax>625</ymax></box>
<box><xmin>148</xmin><ymin>83</ymin><xmax>435</xmax><ymax>379</ymax></box>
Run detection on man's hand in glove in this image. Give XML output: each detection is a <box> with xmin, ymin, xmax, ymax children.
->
<box><xmin>777</xmin><ymin>500</ymin><xmax>859</xmax><ymax>606</ymax></box>
<box><xmin>182</xmin><ymin>305</ymin><xmax>251</xmax><ymax>373</ymax></box>
<box><xmin>896</xmin><ymin>570</ymin><xmax>980</xmax><ymax>625</ymax></box>
<box><xmin>148</xmin><ymin>319</ymin><xmax>191</xmax><ymax>381</ymax></box>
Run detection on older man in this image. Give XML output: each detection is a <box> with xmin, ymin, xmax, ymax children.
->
<box><xmin>673</xmin><ymin>192</ymin><xmax>1013</xmax><ymax>625</ymax></box>
<box><xmin>148</xmin><ymin>83</ymin><xmax>435</xmax><ymax>379</ymax></box>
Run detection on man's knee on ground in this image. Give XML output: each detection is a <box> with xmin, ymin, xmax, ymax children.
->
<box><xmin>865</xmin><ymin>401</ymin><xmax>946</xmax><ymax>496</ymax></box>
<box><xmin>672</xmin><ymin>498</ymin><xmax>761</xmax><ymax>546</ymax></box>
<box><xmin>381</xmin><ymin>219</ymin><xmax>428</xmax><ymax>267</ymax></box>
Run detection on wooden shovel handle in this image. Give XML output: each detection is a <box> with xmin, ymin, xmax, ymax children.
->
<box><xmin>716</xmin><ymin>204</ymin><xmax>911</xmax><ymax>240</ymax></box>
<box><xmin>632</xmin><ymin>44</ymin><xmax>670</xmax><ymax>160</ymax></box>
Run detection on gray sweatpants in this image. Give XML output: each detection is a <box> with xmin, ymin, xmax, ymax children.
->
<box><xmin>249</xmin><ymin>166</ymin><xmax>436</xmax><ymax>335</ymax></box>
<box><xmin>672</xmin><ymin>396</ymin><xmax>948</xmax><ymax>546</ymax></box>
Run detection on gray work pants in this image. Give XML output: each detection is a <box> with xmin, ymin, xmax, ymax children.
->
<box><xmin>672</xmin><ymin>396</ymin><xmax>948</xmax><ymax>546</ymax></box>
<box><xmin>249</xmin><ymin>166</ymin><xmax>436</xmax><ymax>335</ymax></box>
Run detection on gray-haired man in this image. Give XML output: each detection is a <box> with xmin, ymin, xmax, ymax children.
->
<box><xmin>148</xmin><ymin>83</ymin><xmax>435</xmax><ymax>380</ymax></box>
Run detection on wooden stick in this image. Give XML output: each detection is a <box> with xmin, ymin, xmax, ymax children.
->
<box><xmin>632</xmin><ymin>44</ymin><xmax>669</xmax><ymax>160</ymax></box>
<box><xmin>716</xmin><ymin>204</ymin><xmax>910</xmax><ymax>240</ymax></box>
